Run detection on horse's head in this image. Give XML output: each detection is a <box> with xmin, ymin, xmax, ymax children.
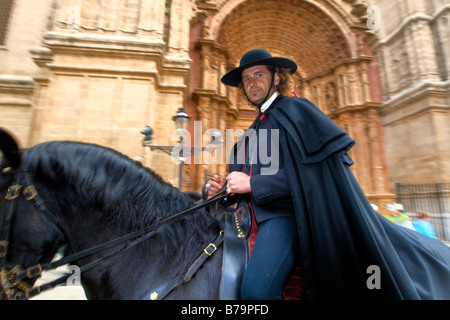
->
<box><xmin>1</xmin><ymin>128</ymin><xmax>225</xmax><ymax>299</ymax></box>
<box><xmin>0</xmin><ymin>128</ymin><xmax>66</xmax><ymax>299</ymax></box>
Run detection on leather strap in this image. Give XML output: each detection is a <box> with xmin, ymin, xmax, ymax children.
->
<box><xmin>143</xmin><ymin>231</ymin><xmax>224</xmax><ymax>300</ymax></box>
<box><xmin>219</xmin><ymin>211</ymin><xmax>249</xmax><ymax>300</ymax></box>
<box><xmin>1</xmin><ymin>169</ymin><xmax>230</xmax><ymax>299</ymax></box>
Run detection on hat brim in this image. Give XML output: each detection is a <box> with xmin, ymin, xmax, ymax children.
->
<box><xmin>221</xmin><ymin>57</ymin><xmax>297</xmax><ymax>87</ymax></box>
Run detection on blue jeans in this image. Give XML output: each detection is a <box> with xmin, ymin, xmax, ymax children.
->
<box><xmin>240</xmin><ymin>217</ymin><xmax>299</xmax><ymax>300</ymax></box>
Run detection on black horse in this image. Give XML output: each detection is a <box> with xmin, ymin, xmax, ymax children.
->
<box><xmin>0</xmin><ymin>128</ymin><xmax>225</xmax><ymax>299</ymax></box>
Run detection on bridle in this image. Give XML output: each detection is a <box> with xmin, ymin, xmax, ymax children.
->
<box><xmin>0</xmin><ymin>165</ymin><xmax>229</xmax><ymax>300</ymax></box>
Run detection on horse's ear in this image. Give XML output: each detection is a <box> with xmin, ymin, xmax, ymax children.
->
<box><xmin>0</xmin><ymin>127</ymin><xmax>21</xmax><ymax>169</ymax></box>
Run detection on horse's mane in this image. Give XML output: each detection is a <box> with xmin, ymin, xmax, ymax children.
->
<box><xmin>14</xmin><ymin>140</ymin><xmax>224</xmax><ymax>291</ymax></box>
<box><xmin>21</xmin><ymin>141</ymin><xmax>201</xmax><ymax>232</ymax></box>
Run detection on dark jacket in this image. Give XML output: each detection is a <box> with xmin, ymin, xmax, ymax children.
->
<box><xmin>228</xmin><ymin>95</ymin><xmax>293</xmax><ymax>223</ymax></box>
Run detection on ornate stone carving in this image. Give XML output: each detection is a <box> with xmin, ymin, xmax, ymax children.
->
<box><xmin>325</xmin><ymin>82</ymin><xmax>338</xmax><ymax>112</ymax></box>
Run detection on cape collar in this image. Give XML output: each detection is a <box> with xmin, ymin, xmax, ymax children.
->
<box><xmin>260</xmin><ymin>91</ymin><xmax>280</xmax><ymax>113</ymax></box>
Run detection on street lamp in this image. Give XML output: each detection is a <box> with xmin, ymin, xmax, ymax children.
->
<box><xmin>141</xmin><ymin>108</ymin><xmax>190</xmax><ymax>146</ymax></box>
<box><xmin>141</xmin><ymin>107</ymin><xmax>222</xmax><ymax>190</ymax></box>
<box><xmin>172</xmin><ymin>107</ymin><xmax>190</xmax><ymax>135</ymax></box>
<box><xmin>140</xmin><ymin>108</ymin><xmax>190</xmax><ymax>189</ymax></box>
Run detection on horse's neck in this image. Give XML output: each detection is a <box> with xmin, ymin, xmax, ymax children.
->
<box><xmin>35</xmin><ymin>168</ymin><xmax>220</xmax><ymax>299</ymax></box>
<box><xmin>70</xmin><ymin>208</ymin><xmax>219</xmax><ymax>299</ymax></box>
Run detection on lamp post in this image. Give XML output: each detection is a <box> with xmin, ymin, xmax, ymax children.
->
<box><xmin>172</xmin><ymin>107</ymin><xmax>190</xmax><ymax>189</ymax></box>
<box><xmin>172</xmin><ymin>108</ymin><xmax>190</xmax><ymax>136</ymax></box>
<box><xmin>141</xmin><ymin>108</ymin><xmax>190</xmax><ymax>190</ymax></box>
<box><xmin>141</xmin><ymin>108</ymin><xmax>223</xmax><ymax>191</ymax></box>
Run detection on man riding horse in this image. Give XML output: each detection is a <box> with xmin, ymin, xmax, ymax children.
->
<box><xmin>206</xmin><ymin>49</ymin><xmax>450</xmax><ymax>300</ymax></box>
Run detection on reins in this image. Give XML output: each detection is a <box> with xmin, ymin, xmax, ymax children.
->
<box><xmin>1</xmin><ymin>167</ymin><xmax>230</xmax><ymax>300</ymax></box>
<box><xmin>45</xmin><ymin>181</ymin><xmax>229</xmax><ymax>271</ymax></box>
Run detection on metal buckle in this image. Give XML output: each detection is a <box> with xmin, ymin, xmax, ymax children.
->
<box><xmin>26</xmin><ymin>264</ymin><xmax>42</xmax><ymax>279</ymax></box>
<box><xmin>149</xmin><ymin>292</ymin><xmax>158</xmax><ymax>300</ymax></box>
<box><xmin>2</xmin><ymin>265</ymin><xmax>36</xmax><ymax>300</ymax></box>
<box><xmin>203</xmin><ymin>243</ymin><xmax>217</xmax><ymax>256</ymax></box>
<box><xmin>0</xmin><ymin>241</ymin><xmax>8</xmax><ymax>258</ymax></box>
<box><xmin>1</xmin><ymin>167</ymin><xmax>12</xmax><ymax>174</ymax></box>
<box><xmin>5</xmin><ymin>185</ymin><xmax>22</xmax><ymax>200</ymax></box>
<box><xmin>23</xmin><ymin>185</ymin><xmax>38</xmax><ymax>201</ymax></box>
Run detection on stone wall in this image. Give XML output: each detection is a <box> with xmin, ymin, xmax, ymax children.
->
<box><xmin>374</xmin><ymin>0</ymin><xmax>450</xmax><ymax>184</ymax></box>
<box><xmin>1</xmin><ymin>0</ymin><xmax>448</xmax><ymax>195</ymax></box>
<box><xmin>1</xmin><ymin>0</ymin><xmax>194</xmax><ymax>186</ymax></box>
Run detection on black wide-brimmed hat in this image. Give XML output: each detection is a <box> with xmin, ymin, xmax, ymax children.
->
<box><xmin>221</xmin><ymin>49</ymin><xmax>297</xmax><ymax>87</ymax></box>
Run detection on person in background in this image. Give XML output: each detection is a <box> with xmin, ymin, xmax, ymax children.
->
<box><xmin>371</xmin><ymin>203</ymin><xmax>379</xmax><ymax>213</ymax></box>
<box><xmin>413</xmin><ymin>211</ymin><xmax>438</xmax><ymax>239</ymax></box>
<box><xmin>384</xmin><ymin>203</ymin><xmax>416</xmax><ymax>230</ymax></box>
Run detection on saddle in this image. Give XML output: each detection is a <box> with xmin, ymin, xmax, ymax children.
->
<box><xmin>219</xmin><ymin>201</ymin><xmax>253</xmax><ymax>300</ymax></box>
<box><xmin>219</xmin><ymin>202</ymin><xmax>304</xmax><ymax>300</ymax></box>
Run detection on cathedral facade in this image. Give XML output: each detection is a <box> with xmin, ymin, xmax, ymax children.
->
<box><xmin>1</xmin><ymin>0</ymin><xmax>449</xmax><ymax>211</ymax></box>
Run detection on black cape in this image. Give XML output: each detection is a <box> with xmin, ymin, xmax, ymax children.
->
<box><xmin>265</xmin><ymin>96</ymin><xmax>450</xmax><ymax>300</ymax></box>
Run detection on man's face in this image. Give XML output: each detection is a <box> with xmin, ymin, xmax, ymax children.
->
<box><xmin>241</xmin><ymin>65</ymin><xmax>279</xmax><ymax>106</ymax></box>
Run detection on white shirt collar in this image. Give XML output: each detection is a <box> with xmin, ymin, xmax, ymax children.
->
<box><xmin>260</xmin><ymin>91</ymin><xmax>280</xmax><ymax>113</ymax></box>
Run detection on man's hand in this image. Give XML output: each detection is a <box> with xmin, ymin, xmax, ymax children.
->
<box><xmin>205</xmin><ymin>175</ymin><xmax>225</xmax><ymax>199</ymax></box>
<box><xmin>226</xmin><ymin>171</ymin><xmax>251</xmax><ymax>195</ymax></box>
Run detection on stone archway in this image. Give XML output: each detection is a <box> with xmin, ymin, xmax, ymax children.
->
<box><xmin>190</xmin><ymin>0</ymin><xmax>394</xmax><ymax>209</ymax></box>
